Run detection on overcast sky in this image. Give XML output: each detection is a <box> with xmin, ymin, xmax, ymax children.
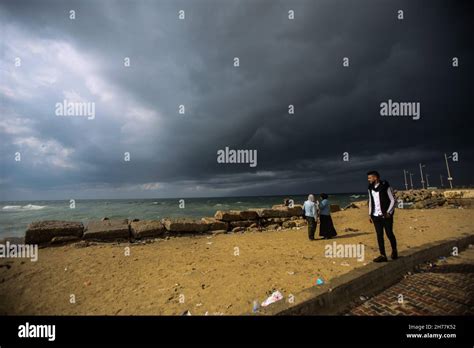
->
<box><xmin>0</xmin><ymin>0</ymin><xmax>472</xmax><ymax>201</ymax></box>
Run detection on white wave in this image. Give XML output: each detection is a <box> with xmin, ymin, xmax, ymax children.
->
<box><xmin>2</xmin><ymin>204</ymin><xmax>46</xmax><ymax>211</ymax></box>
<box><xmin>23</xmin><ymin>204</ymin><xmax>46</xmax><ymax>210</ymax></box>
<box><xmin>2</xmin><ymin>205</ymin><xmax>22</xmax><ymax>210</ymax></box>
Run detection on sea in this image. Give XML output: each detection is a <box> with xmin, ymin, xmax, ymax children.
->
<box><xmin>0</xmin><ymin>193</ymin><xmax>366</xmax><ymax>239</ymax></box>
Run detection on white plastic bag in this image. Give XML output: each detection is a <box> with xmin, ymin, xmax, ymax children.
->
<box><xmin>261</xmin><ymin>290</ymin><xmax>283</xmax><ymax>307</ymax></box>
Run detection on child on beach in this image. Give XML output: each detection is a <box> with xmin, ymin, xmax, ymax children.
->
<box><xmin>318</xmin><ymin>193</ymin><xmax>337</xmax><ymax>239</ymax></box>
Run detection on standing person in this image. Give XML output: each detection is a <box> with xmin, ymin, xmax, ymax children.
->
<box><xmin>367</xmin><ymin>170</ymin><xmax>398</xmax><ymax>262</ymax></box>
<box><xmin>302</xmin><ymin>194</ymin><xmax>319</xmax><ymax>240</ymax></box>
<box><xmin>319</xmin><ymin>193</ymin><xmax>337</xmax><ymax>239</ymax></box>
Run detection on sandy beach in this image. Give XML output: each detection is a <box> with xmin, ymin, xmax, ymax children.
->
<box><xmin>0</xmin><ymin>206</ymin><xmax>472</xmax><ymax>315</ymax></box>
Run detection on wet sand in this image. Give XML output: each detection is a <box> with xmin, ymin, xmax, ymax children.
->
<box><xmin>0</xmin><ymin>207</ymin><xmax>472</xmax><ymax>315</ymax></box>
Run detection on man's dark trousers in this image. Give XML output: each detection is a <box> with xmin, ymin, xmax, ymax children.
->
<box><xmin>372</xmin><ymin>215</ymin><xmax>397</xmax><ymax>256</ymax></box>
<box><xmin>306</xmin><ymin>216</ymin><xmax>317</xmax><ymax>240</ymax></box>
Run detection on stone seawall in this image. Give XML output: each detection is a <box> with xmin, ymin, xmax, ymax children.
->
<box><xmin>340</xmin><ymin>189</ymin><xmax>474</xmax><ymax>211</ymax></box>
<box><xmin>23</xmin><ymin>204</ymin><xmax>313</xmax><ymax>246</ymax></box>
<box><xmin>395</xmin><ymin>189</ymin><xmax>474</xmax><ymax>209</ymax></box>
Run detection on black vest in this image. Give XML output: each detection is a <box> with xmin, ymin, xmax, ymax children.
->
<box><xmin>368</xmin><ymin>180</ymin><xmax>394</xmax><ymax>216</ymax></box>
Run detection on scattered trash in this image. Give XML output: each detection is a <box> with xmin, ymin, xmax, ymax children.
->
<box><xmin>182</xmin><ymin>310</ymin><xmax>191</xmax><ymax>316</ymax></box>
<box><xmin>195</xmin><ymin>303</ymin><xmax>202</xmax><ymax>307</ymax></box>
<box><xmin>359</xmin><ymin>295</ymin><xmax>369</xmax><ymax>301</ymax></box>
<box><xmin>316</xmin><ymin>278</ymin><xmax>325</xmax><ymax>285</ymax></box>
<box><xmin>438</xmin><ymin>256</ymin><xmax>447</xmax><ymax>262</ymax></box>
<box><xmin>83</xmin><ymin>280</ymin><xmax>91</xmax><ymax>287</ymax></box>
<box><xmin>340</xmin><ymin>262</ymin><xmax>350</xmax><ymax>267</ymax></box>
<box><xmin>261</xmin><ymin>291</ymin><xmax>284</xmax><ymax>307</ymax></box>
<box><xmin>287</xmin><ymin>271</ymin><xmax>295</xmax><ymax>275</ymax></box>
<box><xmin>206</xmin><ymin>242</ymin><xmax>213</xmax><ymax>245</ymax></box>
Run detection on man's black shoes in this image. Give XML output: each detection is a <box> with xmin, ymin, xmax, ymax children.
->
<box><xmin>373</xmin><ymin>255</ymin><xmax>388</xmax><ymax>263</ymax></box>
<box><xmin>373</xmin><ymin>252</ymin><xmax>398</xmax><ymax>263</ymax></box>
<box><xmin>391</xmin><ymin>250</ymin><xmax>399</xmax><ymax>260</ymax></box>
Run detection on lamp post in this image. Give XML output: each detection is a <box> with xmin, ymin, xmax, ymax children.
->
<box><xmin>403</xmin><ymin>170</ymin><xmax>408</xmax><ymax>190</ymax></box>
<box><xmin>409</xmin><ymin>173</ymin><xmax>414</xmax><ymax>190</ymax></box>
<box><xmin>426</xmin><ymin>174</ymin><xmax>430</xmax><ymax>188</ymax></box>
<box><xmin>419</xmin><ymin>163</ymin><xmax>426</xmax><ymax>189</ymax></box>
<box><xmin>444</xmin><ymin>153</ymin><xmax>454</xmax><ymax>189</ymax></box>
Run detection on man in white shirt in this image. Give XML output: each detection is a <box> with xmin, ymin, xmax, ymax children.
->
<box><xmin>303</xmin><ymin>194</ymin><xmax>319</xmax><ymax>240</ymax></box>
<box><xmin>367</xmin><ymin>170</ymin><xmax>398</xmax><ymax>262</ymax></box>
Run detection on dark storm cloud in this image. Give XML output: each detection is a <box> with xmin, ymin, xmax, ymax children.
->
<box><xmin>0</xmin><ymin>0</ymin><xmax>472</xmax><ymax>200</ymax></box>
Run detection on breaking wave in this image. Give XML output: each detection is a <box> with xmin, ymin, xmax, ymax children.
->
<box><xmin>2</xmin><ymin>204</ymin><xmax>46</xmax><ymax>211</ymax></box>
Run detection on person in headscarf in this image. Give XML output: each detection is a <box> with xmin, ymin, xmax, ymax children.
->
<box><xmin>302</xmin><ymin>194</ymin><xmax>319</xmax><ymax>240</ymax></box>
<box><xmin>318</xmin><ymin>193</ymin><xmax>337</xmax><ymax>239</ymax></box>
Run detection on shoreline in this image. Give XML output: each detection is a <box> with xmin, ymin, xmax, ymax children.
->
<box><xmin>0</xmin><ymin>194</ymin><xmax>357</xmax><ymax>240</ymax></box>
<box><xmin>2</xmin><ymin>189</ymin><xmax>473</xmax><ymax>245</ymax></box>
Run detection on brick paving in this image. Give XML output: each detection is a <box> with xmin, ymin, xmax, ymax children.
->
<box><xmin>346</xmin><ymin>247</ymin><xmax>474</xmax><ymax>316</ymax></box>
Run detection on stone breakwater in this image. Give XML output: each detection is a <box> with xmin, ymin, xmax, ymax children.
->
<box><xmin>23</xmin><ymin>204</ymin><xmax>329</xmax><ymax>246</ymax></box>
<box><xmin>395</xmin><ymin>189</ymin><xmax>474</xmax><ymax>209</ymax></box>
<box><xmin>340</xmin><ymin>189</ymin><xmax>474</xmax><ymax>210</ymax></box>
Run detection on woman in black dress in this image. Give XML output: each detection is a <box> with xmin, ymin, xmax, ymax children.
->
<box><xmin>319</xmin><ymin>193</ymin><xmax>337</xmax><ymax>239</ymax></box>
